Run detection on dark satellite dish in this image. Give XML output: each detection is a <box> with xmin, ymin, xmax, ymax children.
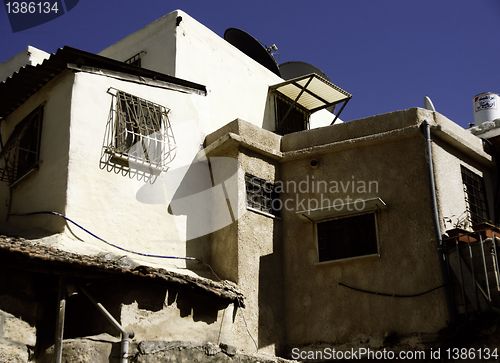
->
<box><xmin>224</xmin><ymin>28</ymin><xmax>281</xmax><ymax>76</ymax></box>
<box><xmin>279</xmin><ymin>61</ymin><xmax>331</xmax><ymax>81</ymax></box>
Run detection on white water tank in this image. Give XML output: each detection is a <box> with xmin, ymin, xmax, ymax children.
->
<box><xmin>473</xmin><ymin>92</ymin><xmax>500</xmax><ymax>126</ymax></box>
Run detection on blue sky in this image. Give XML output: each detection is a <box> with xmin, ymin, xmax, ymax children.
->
<box><xmin>1</xmin><ymin>0</ymin><xmax>500</xmax><ymax>126</ymax></box>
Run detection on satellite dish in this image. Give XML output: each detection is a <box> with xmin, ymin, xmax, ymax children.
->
<box><xmin>279</xmin><ymin>61</ymin><xmax>331</xmax><ymax>81</ymax></box>
<box><xmin>224</xmin><ymin>28</ymin><xmax>281</xmax><ymax>76</ymax></box>
<box><xmin>424</xmin><ymin>96</ymin><xmax>436</xmax><ymax>112</ymax></box>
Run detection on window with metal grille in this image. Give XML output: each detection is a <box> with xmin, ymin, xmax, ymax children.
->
<box><xmin>0</xmin><ymin>106</ymin><xmax>43</xmax><ymax>186</ymax></box>
<box><xmin>103</xmin><ymin>90</ymin><xmax>176</xmax><ymax>172</ymax></box>
<box><xmin>275</xmin><ymin>95</ymin><xmax>309</xmax><ymax>135</ymax></box>
<box><xmin>124</xmin><ymin>52</ymin><xmax>142</xmax><ymax>67</ymax></box>
<box><xmin>461</xmin><ymin>166</ymin><xmax>490</xmax><ymax>226</ymax></box>
<box><xmin>316</xmin><ymin>213</ymin><xmax>379</xmax><ymax>262</ymax></box>
<box><xmin>245</xmin><ymin>173</ymin><xmax>279</xmax><ymax>216</ymax></box>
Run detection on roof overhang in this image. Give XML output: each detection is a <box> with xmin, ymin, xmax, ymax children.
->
<box><xmin>269</xmin><ymin>73</ymin><xmax>352</xmax><ymax>124</ymax></box>
<box><xmin>0</xmin><ymin>46</ymin><xmax>207</xmax><ymax>119</ymax></box>
<box><xmin>0</xmin><ymin>235</ymin><xmax>244</xmax><ymax>305</ymax></box>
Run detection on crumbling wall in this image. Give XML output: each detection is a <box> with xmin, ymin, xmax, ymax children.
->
<box><xmin>0</xmin><ymin>309</ymin><xmax>36</xmax><ymax>363</ymax></box>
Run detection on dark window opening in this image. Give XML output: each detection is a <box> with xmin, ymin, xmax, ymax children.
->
<box><xmin>317</xmin><ymin>213</ymin><xmax>378</xmax><ymax>262</ymax></box>
<box><xmin>245</xmin><ymin>173</ymin><xmax>279</xmax><ymax>216</ymax></box>
<box><xmin>124</xmin><ymin>52</ymin><xmax>142</xmax><ymax>67</ymax></box>
<box><xmin>0</xmin><ymin>106</ymin><xmax>43</xmax><ymax>185</ymax></box>
<box><xmin>274</xmin><ymin>96</ymin><xmax>309</xmax><ymax>135</ymax></box>
<box><xmin>461</xmin><ymin>166</ymin><xmax>490</xmax><ymax>226</ymax></box>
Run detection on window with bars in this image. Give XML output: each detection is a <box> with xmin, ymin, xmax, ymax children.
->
<box><xmin>0</xmin><ymin>106</ymin><xmax>43</xmax><ymax>186</ymax></box>
<box><xmin>124</xmin><ymin>52</ymin><xmax>142</xmax><ymax>67</ymax></box>
<box><xmin>245</xmin><ymin>173</ymin><xmax>279</xmax><ymax>216</ymax></box>
<box><xmin>274</xmin><ymin>95</ymin><xmax>309</xmax><ymax>135</ymax></box>
<box><xmin>316</xmin><ymin>213</ymin><xmax>379</xmax><ymax>262</ymax></box>
<box><xmin>461</xmin><ymin>166</ymin><xmax>490</xmax><ymax>226</ymax></box>
<box><xmin>104</xmin><ymin>90</ymin><xmax>176</xmax><ymax>172</ymax></box>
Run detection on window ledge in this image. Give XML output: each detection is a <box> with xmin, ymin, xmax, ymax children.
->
<box><xmin>246</xmin><ymin>207</ymin><xmax>280</xmax><ymax>219</ymax></box>
<box><xmin>315</xmin><ymin>253</ymin><xmax>381</xmax><ymax>265</ymax></box>
<box><xmin>105</xmin><ymin>149</ymin><xmax>163</xmax><ymax>174</ymax></box>
<box><xmin>297</xmin><ymin>197</ymin><xmax>386</xmax><ymax>222</ymax></box>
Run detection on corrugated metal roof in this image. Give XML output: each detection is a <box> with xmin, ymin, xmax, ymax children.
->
<box><xmin>270</xmin><ymin>73</ymin><xmax>351</xmax><ymax>113</ymax></box>
<box><xmin>0</xmin><ymin>46</ymin><xmax>207</xmax><ymax>118</ymax></box>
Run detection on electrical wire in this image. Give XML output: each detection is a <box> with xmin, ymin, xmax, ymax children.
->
<box><xmin>338</xmin><ymin>281</ymin><xmax>445</xmax><ymax>298</ymax></box>
<box><xmin>236</xmin><ymin>298</ymin><xmax>258</xmax><ymax>352</ymax></box>
<box><xmin>9</xmin><ymin>211</ymin><xmax>197</xmax><ymax>261</ymax></box>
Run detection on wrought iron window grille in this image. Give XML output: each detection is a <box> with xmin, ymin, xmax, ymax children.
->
<box><xmin>124</xmin><ymin>52</ymin><xmax>143</xmax><ymax>67</ymax></box>
<box><xmin>244</xmin><ymin>173</ymin><xmax>279</xmax><ymax>216</ymax></box>
<box><xmin>0</xmin><ymin>106</ymin><xmax>43</xmax><ymax>186</ymax></box>
<box><xmin>461</xmin><ymin>166</ymin><xmax>490</xmax><ymax>226</ymax></box>
<box><xmin>103</xmin><ymin>89</ymin><xmax>176</xmax><ymax>173</ymax></box>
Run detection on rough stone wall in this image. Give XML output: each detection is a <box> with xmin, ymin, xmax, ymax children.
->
<box><xmin>0</xmin><ymin>309</ymin><xmax>36</xmax><ymax>363</ymax></box>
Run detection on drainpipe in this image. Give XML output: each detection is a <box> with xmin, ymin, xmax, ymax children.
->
<box><xmin>421</xmin><ymin>120</ymin><xmax>457</xmax><ymax>321</ymax></box>
<box><xmin>80</xmin><ymin>287</ymin><xmax>134</xmax><ymax>363</ymax></box>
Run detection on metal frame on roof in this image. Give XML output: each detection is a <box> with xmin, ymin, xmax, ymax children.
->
<box><xmin>269</xmin><ymin>73</ymin><xmax>352</xmax><ymax>125</ymax></box>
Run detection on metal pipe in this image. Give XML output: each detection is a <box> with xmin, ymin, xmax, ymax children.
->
<box><xmin>468</xmin><ymin>243</ymin><xmax>479</xmax><ymax>309</ymax></box>
<box><xmin>456</xmin><ymin>241</ymin><xmax>467</xmax><ymax>313</ymax></box>
<box><xmin>491</xmin><ymin>233</ymin><xmax>500</xmax><ymax>291</ymax></box>
<box><xmin>80</xmin><ymin>287</ymin><xmax>134</xmax><ymax>363</ymax></box>
<box><xmin>421</xmin><ymin>120</ymin><xmax>457</xmax><ymax>320</ymax></box>
<box><xmin>479</xmin><ymin>234</ymin><xmax>491</xmax><ymax>301</ymax></box>
<box><xmin>54</xmin><ymin>277</ymin><xmax>66</xmax><ymax>363</ymax></box>
<box><xmin>330</xmin><ymin>97</ymin><xmax>350</xmax><ymax>125</ymax></box>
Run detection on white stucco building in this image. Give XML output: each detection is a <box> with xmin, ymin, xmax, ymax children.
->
<box><xmin>0</xmin><ymin>9</ymin><xmax>499</xmax><ymax>363</ymax></box>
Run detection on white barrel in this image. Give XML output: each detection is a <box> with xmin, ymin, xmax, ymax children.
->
<box><xmin>473</xmin><ymin>92</ymin><xmax>500</xmax><ymax>126</ymax></box>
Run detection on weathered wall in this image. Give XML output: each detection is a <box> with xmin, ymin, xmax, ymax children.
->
<box><xmin>206</xmin><ymin>120</ymin><xmax>284</xmax><ymax>355</ymax></box>
<box><xmin>280</xmin><ymin>109</ymin><xmax>451</xmax><ymax>347</ymax></box>
<box><xmin>430</xmin><ymin>112</ymin><xmax>494</xmax><ymax>231</ymax></box>
<box><xmin>119</xmin><ymin>285</ymin><xmax>234</xmax><ymax>345</ymax></box>
<box><xmin>0</xmin><ymin>72</ymin><xmax>73</xmax><ymax>234</ymax></box>
<box><xmin>0</xmin><ymin>309</ymin><xmax>36</xmax><ymax>363</ymax></box>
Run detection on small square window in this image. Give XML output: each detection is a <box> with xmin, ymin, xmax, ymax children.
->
<box><xmin>0</xmin><ymin>106</ymin><xmax>43</xmax><ymax>185</ymax></box>
<box><xmin>316</xmin><ymin>213</ymin><xmax>378</xmax><ymax>262</ymax></box>
<box><xmin>245</xmin><ymin>173</ymin><xmax>279</xmax><ymax>216</ymax></box>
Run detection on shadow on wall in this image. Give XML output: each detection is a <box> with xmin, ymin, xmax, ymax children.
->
<box><xmin>258</xmin><ymin>217</ymin><xmax>285</xmax><ymax>354</ymax></box>
<box><xmin>64</xmin><ymin>279</ymin><xmax>229</xmax><ymax>340</ymax></box>
<box><xmin>99</xmin><ymin>152</ymin><xmax>160</xmax><ymax>184</ymax></box>
<box><xmin>172</xmin><ymin>157</ymin><xmax>237</xmax><ymax>269</ymax></box>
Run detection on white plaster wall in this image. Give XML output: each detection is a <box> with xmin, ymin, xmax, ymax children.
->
<box><xmin>99</xmin><ymin>9</ymin><xmax>341</xmax><ymax>134</ymax></box>
<box><xmin>64</xmin><ymin>71</ymin><xmax>211</xmax><ymax>268</ymax></box>
<box><xmin>0</xmin><ymin>73</ymin><xmax>73</xmax><ymax>233</ymax></box>
<box><xmin>174</xmin><ymin>10</ymin><xmax>283</xmax><ymax>132</ymax></box>
<box><xmin>0</xmin><ymin>46</ymin><xmax>50</xmax><ymax>83</ymax></box>
<box><xmin>99</xmin><ymin>12</ymin><xmax>177</xmax><ymax>76</ymax></box>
